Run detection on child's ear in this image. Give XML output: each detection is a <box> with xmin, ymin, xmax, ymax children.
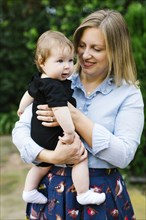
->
<box><xmin>38</xmin><ymin>57</ymin><xmax>44</xmax><ymax>68</ymax></box>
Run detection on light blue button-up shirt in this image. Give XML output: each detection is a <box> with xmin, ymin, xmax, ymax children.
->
<box><xmin>12</xmin><ymin>74</ymin><xmax>144</xmax><ymax>169</ymax></box>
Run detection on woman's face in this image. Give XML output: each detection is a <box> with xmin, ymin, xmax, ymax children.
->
<box><xmin>77</xmin><ymin>27</ymin><xmax>109</xmax><ymax>79</ymax></box>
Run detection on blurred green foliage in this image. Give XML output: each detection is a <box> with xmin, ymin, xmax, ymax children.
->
<box><xmin>0</xmin><ymin>0</ymin><xmax>145</xmax><ymax>176</ymax></box>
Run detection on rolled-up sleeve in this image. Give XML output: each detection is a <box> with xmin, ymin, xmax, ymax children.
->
<box><xmin>12</xmin><ymin>104</ymin><xmax>43</xmax><ymax>164</ymax></box>
<box><xmin>91</xmin><ymin>89</ymin><xmax>144</xmax><ymax>169</ymax></box>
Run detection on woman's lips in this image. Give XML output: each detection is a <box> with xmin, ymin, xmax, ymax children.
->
<box><xmin>82</xmin><ymin>60</ymin><xmax>95</xmax><ymax>68</ymax></box>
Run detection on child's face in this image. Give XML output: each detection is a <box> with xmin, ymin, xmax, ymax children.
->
<box><xmin>40</xmin><ymin>48</ymin><xmax>74</xmax><ymax>81</ymax></box>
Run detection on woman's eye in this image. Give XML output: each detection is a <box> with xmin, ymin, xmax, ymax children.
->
<box><xmin>78</xmin><ymin>44</ymin><xmax>85</xmax><ymax>48</ymax></box>
<box><xmin>94</xmin><ymin>48</ymin><xmax>101</xmax><ymax>52</ymax></box>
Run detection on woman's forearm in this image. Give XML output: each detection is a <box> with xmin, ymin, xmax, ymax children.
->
<box><xmin>12</xmin><ymin>120</ymin><xmax>44</xmax><ymax>164</ymax></box>
<box><xmin>37</xmin><ymin>134</ymin><xmax>88</xmax><ymax>165</ymax></box>
<box><xmin>12</xmin><ymin>105</ymin><xmax>44</xmax><ymax>164</ymax></box>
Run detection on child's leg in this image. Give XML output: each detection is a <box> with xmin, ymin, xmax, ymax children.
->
<box><xmin>72</xmin><ymin>157</ymin><xmax>89</xmax><ymax>194</ymax></box>
<box><xmin>72</xmin><ymin>158</ymin><xmax>105</xmax><ymax>205</ymax></box>
<box><xmin>23</xmin><ymin>165</ymin><xmax>51</xmax><ymax>204</ymax></box>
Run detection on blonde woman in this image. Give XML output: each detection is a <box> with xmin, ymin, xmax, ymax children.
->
<box><xmin>13</xmin><ymin>10</ymin><xmax>144</xmax><ymax>219</ymax></box>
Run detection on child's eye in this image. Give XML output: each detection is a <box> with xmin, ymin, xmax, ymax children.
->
<box><xmin>69</xmin><ymin>59</ymin><xmax>73</xmax><ymax>62</ymax></box>
<box><xmin>58</xmin><ymin>59</ymin><xmax>63</xmax><ymax>63</ymax></box>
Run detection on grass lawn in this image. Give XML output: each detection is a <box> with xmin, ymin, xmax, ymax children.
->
<box><xmin>0</xmin><ymin>136</ymin><xmax>145</xmax><ymax>220</ymax></box>
<box><xmin>128</xmin><ymin>186</ymin><xmax>146</xmax><ymax>220</ymax></box>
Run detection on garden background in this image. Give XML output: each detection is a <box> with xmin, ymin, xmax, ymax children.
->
<box><xmin>0</xmin><ymin>0</ymin><xmax>146</xmax><ymax>219</ymax></box>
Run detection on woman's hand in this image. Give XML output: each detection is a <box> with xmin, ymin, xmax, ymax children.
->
<box><xmin>37</xmin><ymin>103</ymin><xmax>93</xmax><ymax>147</ymax></box>
<box><xmin>54</xmin><ymin>133</ymin><xmax>87</xmax><ymax>164</ymax></box>
<box><xmin>36</xmin><ymin>105</ymin><xmax>88</xmax><ymax>164</ymax></box>
<box><xmin>36</xmin><ymin>103</ymin><xmax>76</xmax><ymax>127</ymax></box>
<box><xmin>37</xmin><ymin>133</ymin><xmax>88</xmax><ymax>165</ymax></box>
<box><xmin>36</xmin><ymin>104</ymin><xmax>59</xmax><ymax>127</ymax></box>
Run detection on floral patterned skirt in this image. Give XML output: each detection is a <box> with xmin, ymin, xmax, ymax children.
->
<box><xmin>26</xmin><ymin>166</ymin><xmax>136</xmax><ymax>220</ymax></box>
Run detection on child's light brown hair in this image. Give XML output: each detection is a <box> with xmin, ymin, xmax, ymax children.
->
<box><xmin>35</xmin><ymin>30</ymin><xmax>74</xmax><ymax>73</ymax></box>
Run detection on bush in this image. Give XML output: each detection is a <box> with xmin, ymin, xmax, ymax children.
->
<box><xmin>0</xmin><ymin>111</ymin><xmax>18</xmax><ymax>135</ymax></box>
<box><xmin>0</xmin><ymin>0</ymin><xmax>145</xmax><ymax>176</ymax></box>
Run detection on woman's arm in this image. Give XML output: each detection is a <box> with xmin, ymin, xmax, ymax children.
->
<box><xmin>37</xmin><ymin>133</ymin><xmax>87</xmax><ymax>165</ymax></box>
<box><xmin>37</xmin><ymin>88</ymin><xmax>144</xmax><ymax>169</ymax></box>
<box><xmin>69</xmin><ymin>94</ymin><xmax>144</xmax><ymax>168</ymax></box>
<box><xmin>69</xmin><ymin>100</ymin><xmax>144</xmax><ymax>168</ymax></box>
<box><xmin>12</xmin><ymin>104</ymin><xmax>87</xmax><ymax>164</ymax></box>
<box><xmin>37</xmin><ymin>103</ymin><xmax>93</xmax><ymax>147</ymax></box>
<box><xmin>12</xmin><ymin>104</ymin><xmax>43</xmax><ymax>163</ymax></box>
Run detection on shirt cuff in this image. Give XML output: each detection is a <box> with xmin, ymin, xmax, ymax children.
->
<box><xmin>92</xmin><ymin>123</ymin><xmax>111</xmax><ymax>155</ymax></box>
<box><xmin>20</xmin><ymin>140</ymin><xmax>43</xmax><ymax>163</ymax></box>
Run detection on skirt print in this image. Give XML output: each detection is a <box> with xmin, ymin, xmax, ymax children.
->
<box><xmin>26</xmin><ymin>166</ymin><xmax>136</xmax><ymax>220</ymax></box>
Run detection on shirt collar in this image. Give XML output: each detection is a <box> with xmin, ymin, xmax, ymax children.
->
<box><xmin>71</xmin><ymin>73</ymin><xmax>115</xmax><ymax>95</ymax></box>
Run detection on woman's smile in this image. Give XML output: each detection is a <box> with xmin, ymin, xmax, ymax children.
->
<box><xmin>82</xmin><ymin>60</ymin><xmax>96</xmax><ymax>68</ymax></box>
<box><xmin>77</xmin><ymin>27</ymin><xmax>109</xmax><ymax>78</ymax></box>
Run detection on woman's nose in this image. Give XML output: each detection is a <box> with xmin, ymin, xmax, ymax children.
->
<box><xmin>82</xmin><ymin>49</ymin><xmax>92</xmax><ymax>59</ymax></box>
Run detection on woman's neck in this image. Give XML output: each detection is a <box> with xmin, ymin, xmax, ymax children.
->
<box><xmin>80</xmin><ymin>73</ymin><xmax>106</xmax><ymax>95</ymax></box>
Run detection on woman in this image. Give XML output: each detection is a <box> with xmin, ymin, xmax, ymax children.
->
<box><xmin>12</xmin><ymin>9</ymin><xmax>144</xmax><ymax>219</ymax></box>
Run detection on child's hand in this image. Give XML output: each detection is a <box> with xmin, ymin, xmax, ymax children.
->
<box><xmin>17</xmin><ymin>109</ymin><xmax>24</xmax><ymax>117</ymax></box>
<box><xmin>59</xmin><ymin>133</ymin><xmax>75</xmax><ymax>145</ymax></box>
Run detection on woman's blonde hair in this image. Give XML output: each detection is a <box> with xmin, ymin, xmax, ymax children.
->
<box><xmin>35</xmin><ymin>30</ymin><xmax>74</xmax><ymax>72</ymax></box>
<box><xmin>73</xmin><ymin>9</ymin><xmax>138</xmax><ymax>86</ymax></box>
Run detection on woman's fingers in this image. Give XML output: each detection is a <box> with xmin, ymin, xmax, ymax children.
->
<box><xmin>79</xmin><ymin>146</ymin><xmax>88</xmax><ymax>163</ymax></box>
<box><xmin>73</xmin><ymin>141</ymin><xmax>87</xmax><ymax>164</ymax></box>
<box><xmin>66</xmin><ymin>134</ymin><xmax>87</xmax><ymax>164</ymax></box>
<box><xmin>36</xmin><ymin>104</ymin><xmax>59</xmax><ymax>126</ymax></box>
<box><xmin>36</xmin><ymin>110</ymin><xmax>53</xmax><ymax>117</ymax></box>
<box><xmin>36</xmin><ymin>104</ymin><xmax>53</xmax><ymax>117</ymax></box>
<box><xmin>42</xmin><ymin>121</ymin><xmax>59</xmax><ymax>127</ymax></box>
<box><xmin>37</xmin><ymin>104</ymin><xmax>50</xmax><ymax>110</ymax></box>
